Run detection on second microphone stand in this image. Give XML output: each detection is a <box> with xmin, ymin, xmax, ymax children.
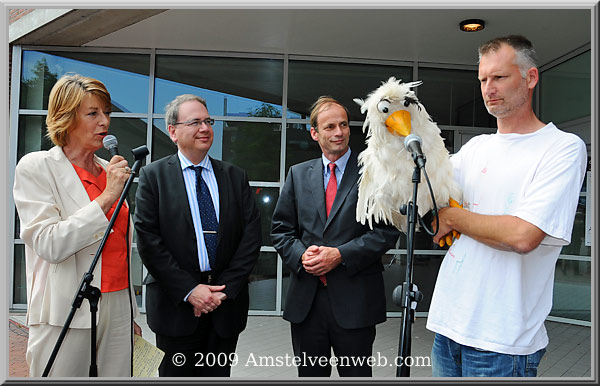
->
<box><xmin>392</xmin><ymin>149</ymin><xmax>439</xmax><ymax>377</ymax></box>
<box><xmin>393</xmin><ymin>164</ymin><xmax>424</xmax><ymax>377</ymax></box>
<box><xmin>42</xmin><ymin>145</ymin><xmax>149</xmax><ymax>377</ymax></box>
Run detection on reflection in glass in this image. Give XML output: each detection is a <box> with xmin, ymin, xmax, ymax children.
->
<box><xmin>396</xmin><ymin>222</ymin><xmax>452</xmax><ymax>250</ymax></box>
<box><xmin>254</xmin><ymin>188</ymin><xmax>278</xmax><ymax>247</ymax></box>
<box><xmin>152</xmin><ymin>118</ymin><xmax>223</xmax><ymax>160</ymax></box>
<box><xmin>153</xmin><ymin>119</ymin><xmax>280</xmax><ymax>181</ymax></box>
<box><xmin>17</xmin><ymin>116</ymin><xmax>150</xmax><ymax>169</ymax></box>
<box><xmin>151</xmin><ymin>119</ymin><xmax>177</xmax><ymax>162</ymax></box>
<box><xmin>94</xmin><ymin>118</ymin><xmax>149</xmax><ymax>167</ymax></box>
<box><xmin>154</xmin><ymin>55</ymin><xmax>283</xmax><ymax>117</ymax></box>
<box><xmin>285</xmin><ymin>123</ymin><xmax>368</xmax><ymax>175</ymax></box>
<box><xmin>17</xmin><ymin>115</ymin><xmax>53</xmax><ymax>162</ymax></box>
<box><xmin>382</xmin><ymin>253</ymin><xmax>443</xmax><ymax>312</ymax></box>
<box><xmin>560</xmin><ymin>199</ymin><xmax>590</xmax><ymax>256</ymax></box>
<box><xmin>541</xmin><ymin>50</ymin><xmax>591</xmax><ymax>124</ymax></box>
<box><xmin>418</xmin><ymin>67</ymin><xmax>494</xmax><ymax>128</ymax></box>
<box><xmin>288</xmin><ymin>60</ymin><xmax>412</xmax><ymax>122</ymax></box>
<box><xmin>552</xmin><ymin>259</ymin><xmax>590</xmax><ymax>321</ymax></box>
<box><xmin>131</xmin><ymin>247</ymin><xmax>144</xmax><ymax>308</ymax></box>
<box><xmin>14</xmin><ymin>209</ymin><xmax>20</xmax><ymax>240</ymax></box>
<box><xmin>222</xmin><ymin>121</ymin><xmax>280</xmax><ymax>181</ymax></box>
<box><xmin>20</xmin><ymin>50</ymin><xmax>150</xmax><ymax>113</ymax></box>
<box><xmin>13</xmin><ymin>245</ymin><xmax>27</xmax><ymax>304</ymax></box>
<box><xmin>249</xmin><ymin>252</ymin><xmax>278</xmax><ymax>311</ymax></box>
<box><xmin>126</xmin><ymin>183</ymin><xmax>138</xmax><ymax>220</ymax></box>
<box><xmin>285</xmin><ymin>123</ymin><xmax>321</xmax><ymax>174</ymax></box>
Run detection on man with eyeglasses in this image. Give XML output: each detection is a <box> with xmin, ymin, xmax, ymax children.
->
<box><xmin>134</xmin><ymin>94</ymin><xmax>261</xmax><ymax>377</ymax></box>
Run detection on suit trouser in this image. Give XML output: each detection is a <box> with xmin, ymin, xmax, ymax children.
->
<box><xmin>155</xmin><ymin>312</ymin><xmax>239</xmax><ymax>377</ymax></box>
<box><xmin>26</xmin><ymin>289</ymin><xmax>133</xmax><ymax>377</ymax></box>
<box><xmin>291</xmin><ymin>284</ymin><xmax>377</xmax><ymax>377</ymax></box>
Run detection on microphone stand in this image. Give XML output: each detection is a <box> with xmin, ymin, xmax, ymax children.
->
<box><xmin>393</xmin><ymin>163</ymin><xmax>424</xmax><ymax>377</ymax></box>
<box><xmin>42</xmin><ymin>145</ymin><xmax>149</xmax><ymax>377</ymax></box>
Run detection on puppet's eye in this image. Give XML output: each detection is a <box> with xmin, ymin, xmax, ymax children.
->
<box><xmin>404</xmin><ymin>99</ymin><xmax>411</xmax><ymax>107</ymax></box>
<box><xmin>377</xmin><ymin>100</ymin><xmax>391</xmax><ymax>114</ymax></box>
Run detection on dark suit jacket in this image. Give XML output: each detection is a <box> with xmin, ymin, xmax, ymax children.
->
<box><xmin>134</xmin><ymin>154</ymin><xmax>261</xmax><ymax>338</ymax></box>
<box><xmin>271</xmin><ymin>150</ymin><xmax>400</xmax><ymax>329</ymax></box>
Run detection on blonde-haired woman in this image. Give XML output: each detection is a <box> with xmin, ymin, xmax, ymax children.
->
<box><xmin>13</xmin><ymin>74</ymin><xmax>141</xmax><ymax>377</ymax></box>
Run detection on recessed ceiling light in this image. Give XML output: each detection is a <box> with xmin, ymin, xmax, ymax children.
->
<box><xmin>460</xmin><ymin>19</ymin><xmax>485</xmax><ymax>32</ymax></box>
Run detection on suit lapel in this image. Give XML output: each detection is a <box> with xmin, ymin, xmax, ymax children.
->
<box><xmin>211</xmin><ymin>158</ymin><xmax>228</xmax><ymax>248</ymax></box>
<box><xmin>325</xmin><ymin>151</ymin><xmax>359</xmax><ymax>229</ymax></box>
<box><xmin>309</xmin><ymin>159</ymin><xmax>327</xmax><ymax>226</ymax></box>
<box><xmin>48</xmin><ymin>146</ymin><xmax>95</xmax><ymax>207</ymax></box>
<box><xmin>168</xmin><ymin>155</ymin><xmax>195</xmax><ymax>230</ymax></box>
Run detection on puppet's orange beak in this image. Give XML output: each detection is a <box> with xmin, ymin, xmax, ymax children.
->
<box><xmin>385</xmin><ymin>110</ymin><xmax>411</xmax><ymax>137</ymax></box>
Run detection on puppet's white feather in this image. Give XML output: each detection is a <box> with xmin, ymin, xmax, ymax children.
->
<box><xmin>355</xmin><ymin>77</ymin><xmax>461</xmax><ymax>232</ymax></box>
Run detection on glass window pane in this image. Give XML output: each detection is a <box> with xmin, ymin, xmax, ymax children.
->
<box><xmin>552</xmin><ymin>259</ymin><xmax>590</xmax><ymax>321</ymax></box>
<box><xmin>288</xmin><ymin>60</ymin><xmax>412</xmax><ymax>121</ymax></box>
<box><xmin>13</xmin><ymin>244</ymin><xmax>27</xmax><ymax>304</ymax></box>
<box><xmin>20</xmin><ymin>50</ymin><xmax>150</xmax><ymax>113</ymax></box>
<box><xmin>151</xmin><ymin>119</ymin><xmax>177</xmax><ymax>162</ymax></box>
<box><xmin>396</xmin><ymin>224</ymin><xmax>451</xmax><ymax>250</ymax></box>
<box><xmin>94</xmin><ymin>118</ymin><xmax>148</xmax><ymax>167</ymax></box>
<box><xmin>254</xmin><ymin>188</ymin><xmax>278</xmax><ymax>247</ymax></box>
<box><xmin>541</xmin><ymin>51</ymin><xmax>591</xmax><ymax>124</ymax></box>
<box><xmin>126</xmin><ymin>182</ymin><xmax>138</xmax><ymax>222</ymax></box>
<box><xmin>249</xmin><ymin>251</ymin><xmax>278</xmax><ymax>311</ymax></box>
<box><xmin>285</xmin><ymin>123</ymin><xmax>321</xmax><ymax>173</ymax></box>
<box><xmin>560</xmin><ymin>198</ymin><xmax>590</xmax><ymax>256</ymax></box>
<box><xmin>154</xmin><ymin>55</ymin><xmax>283</xmax><ymax>118</ymax></box>
<box><xmin>17</xmin><ymin>115</ymin><xmax>52</xmax><ymax>162</ymax></box>
<box><xmin>223</xmin><ymin>121</ymin><xmax>280</xmax><ymax>181</ymax></box>
<box><xmin>382</xmin><ymin>253</ymin><xmax>443</xmax><ymax>313</ymax></box>
<box><xmin>131</xmin><ymin>246</ymin><xmax>144</xmax><ymax>309</ymax></box>
<box><xmin>418</xmin><ymin>67</ymin><xmax>494</xmax><ymax>128</ymax></box>
<box><xmin>152</xmin><ymin>119</ymin><xmax>279</xmax><ymax>181</ymax></box>
<box><xmin>17</xmin><ymin>115</ymin><xmax>149</xmax><ymax>168</ymax></box>
<box><xmin>14</xmin><ymin>208</ymin><xmax>20</xmax><ymax>239</ymax></box>
<box><xmin>285</xmin><ymin>123</ymin><xmax>367</xmax><ymax>175</ymax></box>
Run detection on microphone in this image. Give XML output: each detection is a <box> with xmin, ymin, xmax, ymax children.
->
<box><xmin>404</xmin><ymin>134</ymin><xmax>426</xmax><ymax>169</ymax></box>
<box><xmin>102</xmin><ymin>135</ymin><xmax>119</xmax><ymax>158</ymax></box>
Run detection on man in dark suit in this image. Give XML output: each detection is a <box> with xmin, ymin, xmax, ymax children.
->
<box><xmin>271</xmin><ymin>96</ymin><xmax>400</xmax><ymax>377</ymax></box>
<box><xmin>134</xmin><ymin>94</ymin><xmax>261</xmax><ymax>377</ymax></box>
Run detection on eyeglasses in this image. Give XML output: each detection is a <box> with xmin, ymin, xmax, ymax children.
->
<box><xmin>173</xmin><ymin>118</ymin><xmax>215</xmax><ymax>128</ymax></box>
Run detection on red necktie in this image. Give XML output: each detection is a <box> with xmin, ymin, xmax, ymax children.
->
<box><xmin>325</xmin><ymin>162</ymin><xmax>337</xmax><ymax>217</ymax></box>
<box><xmin>321</xmin><ymin>162</ymin><xmax>337</xmax><ymax>286</ymax></box>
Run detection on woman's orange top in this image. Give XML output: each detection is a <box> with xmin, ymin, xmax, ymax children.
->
<box><xmin>72</xmin><ymin>163</ymin><xmax>129</xmax><ymax>293</ymax></box>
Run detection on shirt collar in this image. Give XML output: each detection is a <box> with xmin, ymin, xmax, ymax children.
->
<box><xmin>321</xmin><ymin>148</ymin><xmax>351</xmax><ymax>174</ymax></box>
<box><xmin>178</xmin><ymin>150</ymin><xmax>213</xmax><ymax>172</ymax></box>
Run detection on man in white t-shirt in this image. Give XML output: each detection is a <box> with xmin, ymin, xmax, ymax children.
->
<box><xmin>426</xmin><ymin>35</ymin><xmax>587</xmax><ymax>377</ymax></box>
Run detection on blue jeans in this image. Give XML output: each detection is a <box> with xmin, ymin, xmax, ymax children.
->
<box><xmin>431</xmin><ymin>333</ymin><xmax>546</xmax><ymax>377</ymax></box>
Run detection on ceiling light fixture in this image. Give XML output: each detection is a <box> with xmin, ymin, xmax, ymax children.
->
<box><xmin>459</xmin><ymin>19</ymin><xmax>485</xmax><ymax>32</ymax></box>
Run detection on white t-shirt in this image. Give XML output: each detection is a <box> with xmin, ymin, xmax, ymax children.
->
<box><xmin>426</xmin><ymin>123</ymin><xmax>587</xmax><ymax>355</ymax></box>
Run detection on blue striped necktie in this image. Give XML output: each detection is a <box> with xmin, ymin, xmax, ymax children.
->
<box><xmin>192</xmin><ymin>166</ymin><xmax>218</xmax><ymax>269</ymax></box>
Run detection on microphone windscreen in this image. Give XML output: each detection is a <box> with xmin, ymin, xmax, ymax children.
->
<box><xmin>404</xmin><ymin>134</ymin><xmax>422</xmax><ymax>150</ymax></box>
<box><xmin>103</xmin><ymin>134</ymin><xmax>118</xmax><ymax>151</ymax></box>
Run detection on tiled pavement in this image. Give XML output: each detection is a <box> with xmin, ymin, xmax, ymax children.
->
<box><xmin>8</xmin><ymin>312</ymin><xmax>592</xmax><ymax>379</ymax></box>
<box><xmin>8</xmin><ymin>318</ymin><xmax>29</xmax><ymax>378</ymax></box>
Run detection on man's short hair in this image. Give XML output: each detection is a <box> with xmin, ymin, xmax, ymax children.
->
<box><xmin>46</xmin><ymin>74</ymin><xmax>111</xmax><ymax>147</ymax></box>
<box><xmin>309</xmin><ymin>96</ymin><xmax>349</xmax><ymax>131</ymax></box>
<box><xmin>165</xmin><ymin>94</ymin><xmax>208</xmax><ymax>127</ymax></box>
<box><xmin>478</xmin><ymin>35</ymin><xmax>538</xmax><ymax>78</ymax></box>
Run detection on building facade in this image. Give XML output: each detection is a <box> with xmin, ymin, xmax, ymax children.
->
<box><xmin>8</xmin><ymin>8</ymin><xmax>594</xmax><ymax>325</ymax></box>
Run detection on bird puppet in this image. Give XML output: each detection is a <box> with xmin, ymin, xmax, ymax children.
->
<box><xmin>353</xmin><ymin>77</ymin><xmax>462</xmax><ymax>246</ymax></box>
